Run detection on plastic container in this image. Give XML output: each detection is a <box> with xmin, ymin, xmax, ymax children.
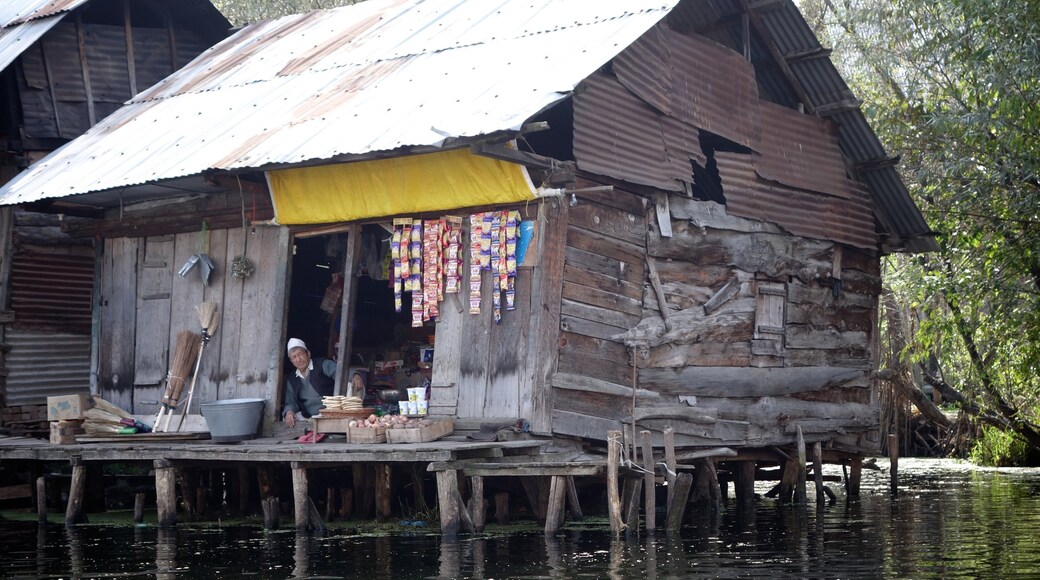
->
<box><xmin>200</xmin><ymin>398</ymin><xmax>266</xmax><ymax>443</ymax></box>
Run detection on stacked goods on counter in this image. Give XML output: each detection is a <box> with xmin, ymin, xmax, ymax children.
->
<box><xmin>318</xmin><ymin>396</ymin><xmax>370</xmax><ymax>418</ymax></box>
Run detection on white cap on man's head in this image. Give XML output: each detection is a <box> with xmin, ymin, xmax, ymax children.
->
<box><xmin>287</xmin><ymin>338</ymin><xmax>308</xmax><ymax>355</ymax></box>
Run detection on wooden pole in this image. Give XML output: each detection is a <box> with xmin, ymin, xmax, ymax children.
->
<box><xmin>238</xmin><ymin>467</ymin><xmax>251</xmax><ymax>515</ymax></box>
<box><xmin>495</xmin><ymin>491</ymin><xmax>510</xmax><ymax>525</ymax></box>
<box><xmin>640</xmin><ymin>430</ymin><xmax>656</xmax><ymax>533</ymax></box>
<box><xmin>262</xmin><ymin>497</ymin><xmax>280</xmax><ymax>529</ymax></box>
<box><xmin>888</xmin><ymin>433</ymin><xmax>898</xmax><ymax>493</ymax></box>
<box><xmin>794</xmin><ymin>426</ymin><xmax>807</xmax><ymax>505</ymax></box>
<box><xmin>155</xmin><ymin>459</ymin><xmax>177</xmax><ymax>528</ymax></box>
<box><xmin>735</xmin><ymin>461</ymin><xmax>755</xmax><ymax>506</ymax></box>
<box><xmin>292</xmin><ymin>463</ymin><xmax>310</xmax><ymax>532</ymax></box>
<box><xmin>812</xmin><ymin>442</ymin><xmax>825</xmax><ymax>505</ymax></box>
<box><xmin>375</xmin><ymin>464</ymin><xmax>392</xmax><ymax>520</ymax></box>
<box><xmin>469</xmin><ymin>476</ymin><xmax>485</xmax><ymax>532</ymax></box>
<box><xmin>325</xmin><ymin>487</ymin><xmax>337</xmax><ymax>522</ymax></box>
<box><xmin>622</xmin><ymin>477</ymin><xmax>642</xmax><ymax>531</ymax></box>
<box><xmin>664</xmin><ymin>427</ymin><xmax>676</xmax><ymax>509</ymax></box>
<box><xmin>544</xmin><ymin>475</ymin><xmax>567</xmax><ymax>535</ymax></box>
<box><xmin>565</xmin><ymin>476</ymin><xmax>583</xmax><ymax>520</ymax></box>
<box><xmin>37</xmin><ymin>476</ymin><xmax>47</xmax><ymax>523</ymax></box>
<box><xmin>134</xmin><ymin>493</ymin><xmax>146</xmax><ymax>524</ymax></box>
<box><xmin>849</xmin><ymin>458</ymin><xmax>862</xmax><ymax>497</ymax></box>
<box><xmin>665</xmin><ymin>473</ymin><xmax>692</xmax><ymax>533</ymax></box>
<box><xmin>339</xmin><ymin>488</ymin><xmax>353</xmax><ymax>520</ymax></box>
<box><xmin>607</xmin><ymin>429</ymin><xmax>624</xmax><ymax>535</ymax></box>
<box><xmin>436</xmin><ymin>470</ymin><xmax>461</xmax><ymax>539</ymax></box>
<box><xmin>65</xmin><ymin>459</ymin><xmax>87</xmax><ymax>525</ymax></box>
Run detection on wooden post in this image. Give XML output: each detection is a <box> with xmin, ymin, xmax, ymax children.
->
<box><xmin>468</xmin><ymin>476</ymin><xmax>485</xmax><ymax>532</ymax></box>
<box><xmin>640</xmin><ymin>430</ymin><xmax>656</xmax><ymax>533</ymax></box>
<box><xmin>888</xmin><ymin>433</ymin><xmax>898</xmax><ymax>493</ymax></box>
<box><xmin>307</xmin><ymin>497</ymin><xmax>327</xmax><ymax>534</ymax></box>
<box><xmin>544</xmin><ymin>475</ymin><xmax>567</xmax><ymax>535</ymax></box>
<box><xmin>375</xmin><ymin>464</ymin><xmax>392</xmax><ymax>520</ymax></box>
<box><xmin>353</xmin><ymin>464</ymin><xmax>374</xmax><ymax>519</ymax></box>
<box><xmin>65</xmin><ymin>459</ymin><xmax>88</xmax><ymax>526</ymax></box>
<box><xmin>794</xmin><ymin>426</ymin><xmax>807</xmax><ymax>505</ymax></box>
<box><xmin>179</xmin><ymin>468</ymin><xmax>197</xmax><ymax>517</ymax></box>
<box><xmin>261</xmin><ymin>497</ymin><xmax>280</xmax><ymax>529</ymax></box>
<box><xmin>778</xmin><ymin>458</ymin><xmax>799</xmax><ymax>503</ymax></box>
<box><xmin>664</xmin><ymin>427</ymin><xmax>676</xmax><ymax>509</ymax></box>
<box><xmin>326</xmin><ymin>487</ymin><xmax>337</xmax><ymax>522</ymax></box>
<box><xmin>436</xmin><ymin>470</ymin><xmax>461</xmax><ymax>539</ymax></box>
<box><xmin>849</xmin><ymin>458</ymin><xmax>862</xmax><ymax>498</ymax></box>
<box><xmin>37</xmin><ymin>476</ymin><xmax>47</xmax><ymax>523</ymax></box>
<box><xmin>134</xmin><ymin>493</ymin><xmax>146</xmax><ymax>524</ymax></box>
<box><xmin>735</xmin><ymin>461</ymin><xmax>755</xmax><ymax>506</ymax></box>
<box><xmin>494</xmin><ymin>492</ymin><xmax>510</xmax><ymax>525</ymax></box>
<box><xmin>565</xmin><ymin>477</ymin><xmax>583</xmax><ymax>520</ymax></box>
<box><xmin>607</xmin><ymin>429</ymin><xmax>624</xmax><ymax>535</ymax></box>
<box><xmin>155</xmin><ymin>459</ymin><xmax>177</xmax><ymax>528</ymax></box>
<box><xmin>238</xmin><ymin>466</ymin><xmax>251</xmax><ymax>515</ymax></box>
<box><xmin>666</xmin><ymin>473</ymin><xmax>693</xmax><ymax>533</ymax></box>
<box><xmin>812</xmin><ymin>442</ymin><xmax>825</xmax><ymax>505</ymax></box>
<box><xmin>339</xmin><ymin>488</ymin><xmax>353</xmax><ymax>520</ymax></box>
<box><xmin>292</xmin><ymin>463</ymin><xmax>310</xmax><ymax>531</ymax></box>
<box><xmin>622</xmin><ymin>477</ymin><xmax>642</xmax><ymax>531</ymax></box>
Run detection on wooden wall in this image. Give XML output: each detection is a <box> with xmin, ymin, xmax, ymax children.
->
<box><xmin>97</xmin><ymin>224</ymin><xmax>290</xmax><ymax>425</ymax></box>
<box><xmin>550</xmin><ymin>188</ymin><xmax>881</xmax><ymax>453</ymax></box>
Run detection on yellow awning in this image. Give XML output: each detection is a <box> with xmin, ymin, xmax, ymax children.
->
<box><xmin>266</xmin><ymin>148</ymin><xmax>537</xmax><ymax>224</ymax></box>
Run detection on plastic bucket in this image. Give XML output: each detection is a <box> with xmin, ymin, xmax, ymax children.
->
<box><xmin>200</xmin><ymin>398</ymin><xmax>266</xmax><ymax>443</ymax></box>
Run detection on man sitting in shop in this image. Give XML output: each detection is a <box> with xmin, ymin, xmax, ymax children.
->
<box><xmin>282</xmin><ymin>338</ymin><xmax>339</xmax><ymax>428</ymax></box>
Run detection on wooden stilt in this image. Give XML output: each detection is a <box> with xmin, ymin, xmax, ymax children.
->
<box><xmin>307</xmin><ymin>497</ymin><xmax>327</xmax><ymax>534</ymax></box>
<box><xmin>65</xmin><ymin>459</ymin><xmax>88</xmax><ymax>526</ymax></box>
<box><xmin>261</xmin><ymin>497</ymin><xmax>280</xmax><ymax>529</ymax></box>
<box><xmin>195</xmin><ymin>483</ymin><xmax>207</xmax><ymax>518</ymax></box>
<box><xmin>155</xmin><ymin>459</ymin><xmax>177</xmax><ymax>528</ymax></box>
<box><xmin>353</xmin><ymin>464</ymin><xmax>374</xmax><ymax>519</ymax></box>
<box><xmin>607</xmin><ymin>429</ymin><xmax>624</xmax><ymax>535</ymax></box>
<box><xmin>180</xmin><ymin>468</ymin><xmax>197</xmax><ymax>517</ymax></box>
<box><xmin>238</xmin><ymin>467</ymin><xmax>251</xmax><ymax>515</ymax></box>
<box><xmin>375</xmin><ymin>464</ymin><xmax>392</xmax><ymax>520</ymax></box>
<box><xmin>640</xmin><ymin>430</ymin><xmax>656</xmax><ymax>533</ymax></box>
<box><xmin>292</xmin><ymin>463</ymin><xmax>310</xmax><ymax>532</ymax></box>
<box><xmin>622</xmin><ymin>477</ymin><xmax>642</xmax><ymax>531</ymax></box>
<box><xmin>794</xmin><ymin>427</ymin><xmax>807</xmax><ymax>505</ymax></box>
<box><xmin>494</xmin><ymin>491</ymin><xmax>510</xmax><ymax>525</ymax></box>
<box><xmin>326</xmin><ymin>487</ymin><xmax>337</xmax><ymax>522</ymax></box>
<box><xmin>735</xmin><ymin>461</ymin><xmax>756</xmax><ymax>506</ymax></box>
<box><xmin>37</xmin><ymin>476</ymin><xmax>47</xmax><ymax>523</ymax></box>
<box><xmin>565</xmin><ymin>476</ymin><xmax>583</xmax><ymax>520</ymax></box>
<box><xmin>454</xmin><ymin>487</ymin><xmax>474</xmax><ymax>533</ymax></box>
<box><xmin>888</xmin><ymin>433</ymin><xmax>898</xmax><ymax>493</ymax></box>
<box><xmin>812</xmin><ymin>442</ymin><xmax>825</xmax><ymax>504</ymax></box>
<box><xmin>666</xmin><ymin>473</ymin><xmax>692</xmax><ymax>533</ymax></box>
<box><xmin>520</xmin><ymin>477</ymin><xmax>549</xmax><ymax>523</ymax></box>
<box><xmin>134</xmin><ymin>493</ymin><xmax>146</xmax><ymax>524</ymax></box>
<box><xmin>778</xmin><ymin>458</ymin><xmax>799</xmax><ymax>503</ymax></box>
<box><xmin>436</xmin><ymin>470</ymin><xmax>461</xmax><ymax>539</ymax></box>
<box><xmin>849</xmin><ymin>458</ymin><xmax>862</xmax><ymax>497</ymax></box>
<box><xmin>663</xmin><ymin>427</ymin><xmax>676</xmax><ymax>509</ymax></box>
<box><xmin>544</xmin><ymin>475</ymin><xmax>567</xmax><ymax>535</ymax></box>
<box><xmin>339</xmin><ymin>488</ymin><xmax>353</xmax><ymax>520</ymax></box>
<box><xmin>468</xmin><ymin>476</ymin><xmax>485</xmax><ymax>532</ymax></box>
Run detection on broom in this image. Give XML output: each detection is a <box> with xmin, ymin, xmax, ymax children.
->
<box><xmin>172</xmin><ymin>302</ymin><xmax>220</xmax><ymax>432</ymax></box>
<box><xmin>84</xmin><ymin>397</ymin><xmax>139</xmax><ymax>435</ymax></box>
<box><xmin>154</xmin><ymin>330</ymin><xmax>203</xmax><ymax>431</ymax></box>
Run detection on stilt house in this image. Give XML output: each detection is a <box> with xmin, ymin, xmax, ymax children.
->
<box><xmin>0</xmin><ymin>0</ymin><xmax>935</xmax><ymax>457</ymax></box>
<box><xmin>0</xmin><ymin>0</ymin><xmax>228</xmax><ymax>433</ymax></box>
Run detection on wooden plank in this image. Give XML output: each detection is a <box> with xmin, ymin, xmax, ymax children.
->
<box><xmin>215</xmin><ymin>228</ymin><xmax>244</xmax><ymax>401</ymax></box>
<box><xmin>753</xmin><ymin>281</ymin><xmax>786</xmax><ymax>340</ymax></box>
<box><xmin>74</xmin><ymin>15</ymin><xmax>96</xmax><ymax>126</ymax></box>
<box><xmin>561</xmin><ymin>298</ymin><xmax>640</xmax><ymax>330</ymax></box>
<box><xmin>525</xmin><ymin>199</ymin><xmax>567</xmax><ymax>433</ymax></box>
<box><xmin>787</xmin><ymin>279</ymin><xmax>873</xmax><ymax>308</ymax></box>
<box><xmin>234</xmin><ymin>226</ymin><xmax>281</xmax><ymax>403</ymax></box>
<box><xmin>457</xmin><ymin>270</ymin><xmax>492</xmax><ymax>418</ymax></box>
<box><xmin>554</xmin><ymin>387</ymin><xmax>645</xmax><ymax>423</ymax></box>
<box><xmin>644</xmin><ymin>341</ymin><xmax>751</xmax><ymax>368</ymax></box>
<box><xmin>99</xmin><ymin>237</ymin><xmax>139</xmax><ymax>411</ymax></box>
<box><xmin>564</xmin><ymin>246</ymin><xmax>643</xmax><ymax>286</ymax></box>
<box><xmin>572</xmin><ymin>179</ymin><xmax>648</xmax><ymax>215</ymax></box>
<box><xmin>0</xmin><ymin>483</ymin><xmax>31</xmax><ymax>501</ymax></box>
<box><xmin>568</xmin><ymin>199</ymin><xmax>647</xmax><ymax>246</ymax></box>
<box><xmin>654</xmin><ymin>192</ymin><xmax>672</xmax><ymax>238</ymax></box>
<box><xmin>692</xmin><ymin>396</ymin><xmax>880</xmax><ymax>428</ymax></box>
<box><xmin>703</xmin><ymin>276</ymin><xmax>741</xmax><ymax>315</ymax></box>
<box><xmin>638</xmin><ymin>366</ymin><xmax>869</xmax><ymax>396</ymax></box>
<box><xmin>615</xmin><ymin>310</ymin><xmax>755</xmax><ymax>349</ymax></box>
<box><xmin>668</xmin><ymin>198</ymin><xmax>783</xmax><ymax>235</ymax></box>
<box><xmin>786</xmin><ymin>302</ymin><xmax>872</xmax><ymax>331</ymax></box>
<box><xmin>562</xmin><ymin>281</ymin><xmax>642</xmax><ymax>317</ymax></box>
<box><xmin>551</xmin><ymin>372</ymin><xmax>658</xmax><ymax>400</ymax></box>
<box><xmin>557</xmin><ymin>350</ymin><xmax>632</xmax><ymax>387</ymax></box>
<box><xmin>785</xmin><ymin>326</ymin><xmax>869</xmax><ymax>350</ymax></box>
<box><xmin>559</xmin><ymin>314</ymin><xmax>627</xmax><ymax>342</ymax></box>
<box><xmin>334</xmin><ymin>224</ymin><xmax>362</xmax><ymax>395</ymax></box>
<box><xmin>566</xmin><ymin>227</ymin><xmax>645</xmax><ymax>265</ymax></box>
<box><xmin>133</xmin><ymin>236</ymin><xmax>174</xmax><ymax>405</ymax></box>
<box><xmin>431</xmin><ymin>290</ymin><xmax>465</xmax><ymax>409</ymax></box>
<box><xmin>562</xmin><ymin>264</ymin><xmax>643</xmax><ymax>300</ymax></box>
<box><xmin>485</xmin><ymin>271</ymin><xmax>531</xmax><ymax>418</ymax></box>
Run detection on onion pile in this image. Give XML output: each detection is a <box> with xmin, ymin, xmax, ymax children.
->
<box><xmin>348</xmin><ymin>414</ymin><xmax>436</xmax><ymax>429</ymax></box>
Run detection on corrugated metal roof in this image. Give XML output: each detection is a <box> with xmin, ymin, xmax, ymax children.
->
<box><xmin>4</xmin><ymin>330</ymin><xmax>92</xmax><ymax>406</ymax></box>
<box><xmin>0</xmin><ymin>15</ymin><xmax>63</xmax><ymax>73</ymax></box>
<box><xmin>0</xmin><ymin>0</ymin><xmax>86</xmax><ymax>27</ymax></box>
<box><xmin>753</xmin><ymin>99</ymin><xmax>853</xmax><ymax>198</ymax></box>
<box><xmin>0</xmin><ymin>0</ymin><xmax>680</xmax><ymax>206</ymax></box>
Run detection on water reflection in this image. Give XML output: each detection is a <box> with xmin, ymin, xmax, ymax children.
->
<box><xmin>4</xmin><ymin>460</ymin><xmax>1040</xmax><ymax>578</ymax></box>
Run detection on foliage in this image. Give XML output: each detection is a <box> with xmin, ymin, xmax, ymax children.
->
<box><xmin>213</xmin><ymin>0</ymin><xmax>363</xmax><ymax>26</ymax></box>
<box><xmin>969</xmin><ymin>425</ymin><xmax>1038</xmax><ymax>467</ymax></box>
<box><xmin>799</xmin><ymin>0</ymin><xmax>1040</xmax><ymax>450</ymax></box>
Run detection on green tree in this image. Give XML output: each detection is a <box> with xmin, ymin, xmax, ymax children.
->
<box><xmin>800</xmin><ymin>0</ymin><xmax>1040</xmax><ymax>452</ymax></box>
<box><xmin>214</xmin><ymin>0</ymin><xmax>362</xmax><ymax>26</ymax></box>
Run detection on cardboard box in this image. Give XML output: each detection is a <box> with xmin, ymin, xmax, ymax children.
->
<box><xmin>50</xmin><ymin>420</ymin><xmax>85</xmax><ymax>444</ymax></box>
<box><xmin>47</xmin><ymin>394</ymin><xmax>93</xmax><ymax>421</ymax></box>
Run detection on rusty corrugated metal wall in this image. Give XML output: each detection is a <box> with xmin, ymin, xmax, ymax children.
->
<box><xmin>3</xmin><ymin>250</ymin><xmax>94</xmax><ymax>406</ymax></box>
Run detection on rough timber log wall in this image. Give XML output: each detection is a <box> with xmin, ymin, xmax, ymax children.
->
<box><xmin>553</xmin><ymin>21</ymin><xmax>883</xmax><ymax>452</ymax></box>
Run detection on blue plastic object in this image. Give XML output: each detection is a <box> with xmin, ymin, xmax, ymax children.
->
<box><xmin>516</xmin><ymin>220</ymin><xmax>535</xmax><ymax>266</ymax></box>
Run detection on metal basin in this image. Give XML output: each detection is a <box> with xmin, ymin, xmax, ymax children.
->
<box><xmin>200</xmin><ymin>398</ymin><xmax>266</xmax><ymax>443</ymax></box>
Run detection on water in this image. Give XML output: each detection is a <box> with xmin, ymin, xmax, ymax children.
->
<box><xmin>3</xmin><ymin>458</ymin><xmax>1040</xmax><ymax>579</ymax></box>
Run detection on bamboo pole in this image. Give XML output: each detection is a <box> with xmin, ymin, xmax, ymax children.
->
<box><xmin>607</xmin><ymin>429</ymin><xmax>624</xmax><ymax>535</ymax></box>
